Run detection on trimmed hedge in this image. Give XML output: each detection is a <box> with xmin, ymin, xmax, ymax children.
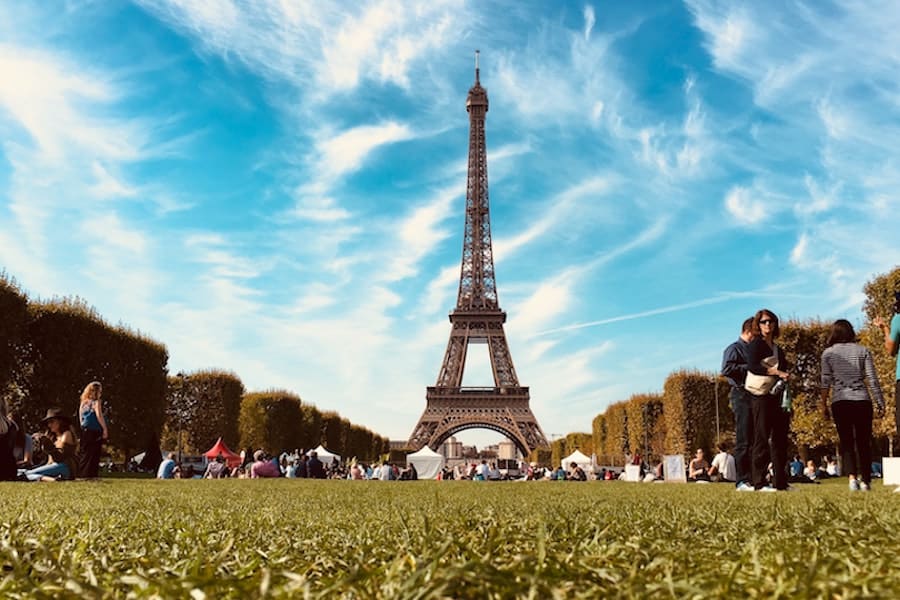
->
<box><xmin>239</xmin><ymin>390</ymin><xmax>304</xmax><ymax>454</ymax></box>
<box><xmin>0</xmin><ymin>272</ymin><xmax>27</xmax><ymax>401</ymax></box>
<box><xmin>162</xmin><ymin>370</ymin><xmax>245</xmax><ymax>455</ymax></box>
<box><xmin>19</xmin><ymin>297</ymin><xmax>168</xmax><ymax>460</ymax></box>
<box><xmin>624</xmin><ymin>393</ymin><xmax>664</xmax><ymax>463</ymax></box>
<box><xmin>662</xmin><ymin>370</ymin><xmax>730</xmax><ymax>459</ymax></box>
<box><xmin>602</xmin><ymin>402</ymin><xmax>629</xmax><ymax>463</ymax></box>
<box><xmin>862</xmin><ymin>266</ymin><xmax>900</xmax><ymax>444</ymax></box>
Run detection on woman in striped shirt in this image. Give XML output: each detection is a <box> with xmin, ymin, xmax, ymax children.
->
<box><xmin>820</xmin><ymin>319</ymin><xmax>885</xmax><ymax>492</ymax></box>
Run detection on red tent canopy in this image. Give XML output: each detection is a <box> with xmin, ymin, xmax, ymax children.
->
<box><xmin>203</xmin><ymin>438</ymin><xmax>242</xmax><ymax>467</ymax></box>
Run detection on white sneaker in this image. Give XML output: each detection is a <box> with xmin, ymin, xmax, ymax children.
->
<box><xmin>758</xmin><ymin>485</ymin><xmax>777</xmax><ymax>492</ymax></box>
<box><xmin>859</xmin><ymin>481</ymin><xmax>870</xmax><ymax>492</ymax></box>
<box><xmin>849</xmin><ymin>479</ymin><xmax>860</xmax><ymax>492</ymax></box>
<box><xmin>736</xmin><ymin>482</ymin><xmax>754</xmax><ymax>492</ymax></box>
<box><xmin>894</xmin><ymin>486</ymin><xmax>900</xmax><ymax>493</ymax></box>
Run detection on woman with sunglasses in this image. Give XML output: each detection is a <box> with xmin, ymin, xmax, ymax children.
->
<box><xmin>747</xmin><ymin>309</ymin><xmax>791</xmax><ymax>491</ymax></box>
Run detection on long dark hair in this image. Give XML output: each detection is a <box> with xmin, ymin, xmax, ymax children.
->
<box><xmin>751</xmin><ymin>309</ymin><xmax>780</xmax><ymax>338</ymax></box>
<box><xmin>826</xmin><ymin>319</ymin><xmax>856</xmax><ymax>347</ymax></box>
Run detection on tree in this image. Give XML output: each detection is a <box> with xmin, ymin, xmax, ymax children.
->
<box><xmin>663</xmin><ymin>371</ymin><xmax>729</xmax><ymax>459</ymax></box>
<box><xmin>603</xmin><ymin>402</ymin><xmax>629</xmax><ymax>464</ymax></box>
<box><xmin>591</xmin><ymin>413</ymin><xmax>607</xmax><ymax>463</ymax></box>
<box><xmin>321</xmin><ymin>411</ymin><xmax>345</xmax><ymax>452</ymax></box>
<box><xmin>624</xmin><ymin>393</ymin><xmax>665</xmax><ymax>463</ymax></box>
<box><xmin>162</xmin><ymin>370</ymin><xmax>245</xmax><ymax>454</ymax></box>
<box><xmin>862</xmin><ymin>265</ymin><xmax>900</xmax><ymax>452</ymax></box>
<box><xmin>778</xmin><ymin>320</ymin><xmax>837</xmax><ymax>453</ymax></box>
<box><xmin>0</xmin><ymin>273</ymin><xmax>27</xmax><ymax>406</ymax></box>
<box><xmin>18</xmin><ymin>298</ymin><xmax>167</xmax><ymax>460</ymax></box>
<box><xmin>239</xmin><ymin>390</ymin><xmax>303</xmax><ymax>454</ymax></box>
<box><xmin>298</xmin><ymin>404</ymin><xmax>322</xmax><ymax>451</ymax></box>
<box><xmin>550</xmin><ymin>438</ymin><xmax>567</xmax><ymax>470</ymax></box>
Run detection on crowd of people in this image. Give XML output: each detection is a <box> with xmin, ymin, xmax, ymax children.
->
<box><xmin>1</xmin><ymin>381</ymin><xmax>108</xmax><ymax>482</ymax></box>
<box><xmin>4</xmin><ymin>301</ymin><xmax>900</xmax><ymax>490</ymax></box>
<box><xmin>154</xmin><ymin>448</ymin><xmax>425</xmax><ymax>481</ymax></box>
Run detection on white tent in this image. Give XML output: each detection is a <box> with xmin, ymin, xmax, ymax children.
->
<box><xmin>561</xmin><ymin>449</ymin><xmax>592</xmax><ymax>471</ymax></box>
<box><xmin>308</xmin><ymin>444</ymin><xmax>341</xmax><ymax>466</ymax></box>
<box><xmin>406</xmin><ymin>446</ymin><xmax>444</xmax><ymax>480</ymax></box>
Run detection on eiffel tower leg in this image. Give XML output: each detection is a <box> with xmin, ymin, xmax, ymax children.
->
<box><xmin>486</xmin><ymin>323</ymin><xmax>518</xmax><ymax>387</ymax></box>
<box><xmin>435</xmin><ymin>322</ymin><xmax>469</xmax><ymax>388</ymax></box>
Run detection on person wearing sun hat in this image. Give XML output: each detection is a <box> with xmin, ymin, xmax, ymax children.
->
<box><xmin>22</xmin><ymin>408</ymin><xmax>79</xmax><ymax>482</ymax></box>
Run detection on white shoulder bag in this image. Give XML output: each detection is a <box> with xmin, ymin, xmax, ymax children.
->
<box><xmin>744</xmin><ymin>352</ymin><xmax>778</xmax><ymax>396</ymax></box>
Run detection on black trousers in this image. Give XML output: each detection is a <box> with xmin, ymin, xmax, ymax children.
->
<box><xmin>751</xmin><ymin>393</ymin><xmax>790</xmax><ymax>489</ymax></box>
<box><xmin>78</xmin><ymin>428</ymin><xmax>103</xmax><ymax>478</ymax></box>
<box><xmin>832</xmin><ymin>401</ymin><xmax>873</xmax><ymax>483</ymax></box>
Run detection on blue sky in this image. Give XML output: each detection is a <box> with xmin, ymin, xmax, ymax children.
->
<box><xmin>2</xmin><ymin>1</ymin><xmax>899</xmax><ymax>446</ymax></box>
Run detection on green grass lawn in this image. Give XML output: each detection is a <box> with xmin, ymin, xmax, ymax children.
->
<box><xmin>1</xmin><ymin>478</ymin><xmax>898</xmax><ymax>598</ymax></box>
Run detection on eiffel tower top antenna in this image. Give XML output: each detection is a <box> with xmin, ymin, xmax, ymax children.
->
<box><xmin>475</xmin><ymin>49</ymin><xmax>480</xmax><ymax>84</ymax></box>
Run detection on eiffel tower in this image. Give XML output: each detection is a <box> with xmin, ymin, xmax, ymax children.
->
<box><xmin>407</xmin><ymin>52</ymin><xmax>549</xmax><ymax>457</ymax></box>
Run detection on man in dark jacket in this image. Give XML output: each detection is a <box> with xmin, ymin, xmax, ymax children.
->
<box><xmin>721</xmin><ymin>317</ymin><xmax>755</xmax><ymax>491</ymax></box>
<box><xmin>307</xmin><ymin>451</ymin><xmax>326</xmax><ymax>479</ymax></box>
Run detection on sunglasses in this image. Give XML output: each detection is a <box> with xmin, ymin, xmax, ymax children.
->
<box><xmin>759</xmin><ymin>319</ymin><xmax>776</xmax><ymax>325</ymax></box>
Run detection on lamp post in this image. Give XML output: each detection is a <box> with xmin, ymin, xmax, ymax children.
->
<box><xmin>713</xmin><ymin>374</ymin><xmax>720</xmax><ymax>443</ymax></box>
<box><xmin>643</xmin><ymin>403</ymin><xmax>650</xmax><ymax>462</ymax></box>
<box><xmin>176</xmin><ymin>371</ymin><xmax>185</xmax><ymax>464</ymax></box>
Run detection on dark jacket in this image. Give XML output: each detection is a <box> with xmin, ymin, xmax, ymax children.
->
<box><xmin>307</xmin><ymin>456</ymin><xmax>326</xmax><ymax>479</ymax></box>
<box><xmin>721</xmin><ymin>338</ymin><xmax>752</xmax><ymax>388</ymax></box>
<box><xmin>747</xmin><ymin>338</ymin><xmax>789</xmax><ymax>377</ymax></box>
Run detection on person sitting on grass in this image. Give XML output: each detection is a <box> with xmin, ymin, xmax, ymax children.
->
<box><xmin>22</xmin><ymin>409</ymin><xmax>78</xmax><ymax>482</ymax></box>
<box><xmin>789</xmin><ymin>455</ymin><xmax>804</xmax><ymax>479</ymax></box>
<box><xmin>803</xmin><ymin>459</ymin><xmax>822</xmax><ymax>481</ymax></box>
<box><xmin>688</xmin><ymin>449</ymin><xmax>711</xmax><ymax>482</ymax></box>
<box><xmin>250</xmin><ymin>450</ymin><xmax>280</xmax><ymax>478</ymax></box>
<box><xmin>567</xmin><ymin>462</ymin><xmax>587</xmax><ymax>481</ymax></box>
<box><xmin>708</xmin><ymin>442</ymin><xmax>736</xmax><ymax>483</ymax></box>
<box><xmin>204</xmin><ymin>453</ymin><xmax>229</xmax><ymax>479</ymax></box>
<box><xmin>157</xmin><ymin>452</ymin><xmax>177</xmax><ymax>479</ymax></box>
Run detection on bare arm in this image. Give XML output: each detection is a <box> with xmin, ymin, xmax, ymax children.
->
<box><xmin>819</xmin><ymin>388</ymin><xmax>830</xmax><ymax>419</ymax></box>
<box><xmin>820</xmin><ymin>352</ymin><xmax>832</xmax><ymax>418</ymax></box>
<box><xmin>874</xmin><ymin>316</ymin><xmax>898</xmax><ymax>357</ymax></box>
<box><xmin>864</xmin><ymin>350</ymin><xmax>885</xmax><ymax>413</ymax></box>
<box><xmin>94</xmin><ymin>399</ymin><xmax>109</xmax><ymax>439</ymax></box>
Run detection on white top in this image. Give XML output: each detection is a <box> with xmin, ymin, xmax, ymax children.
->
<box><xmin>711</xmin><ymin>451</ymin><xmax>736</xmax><ymax>482</ymax></box>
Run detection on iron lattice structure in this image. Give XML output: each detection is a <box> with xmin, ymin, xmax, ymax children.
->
<box><xmin>408</xmin><ymin>54</ymin><xmax>549</xmax><ymax>457</ymax></box>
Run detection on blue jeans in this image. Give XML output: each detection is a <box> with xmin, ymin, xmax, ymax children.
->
<box><xmin>23</xmin><ymin>462</ymin><xmax>70</xmax><ymax>481</ymax></box>
<box><xmin>730</xmin><ymin>387</ymin><xmax>754</xmax><ymax>486</ymax></box>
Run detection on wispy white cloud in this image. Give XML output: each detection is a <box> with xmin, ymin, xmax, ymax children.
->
<box><xmin>532</xmin><ymin>291</ymin><xmax>758</xmax><ymax>337</ymax></box>
<box><xmin>583</xmin><ymin>5</ymin><xmax>596</xmax><ymax>41</ymax></box>
<box><xmin>90</xmin><ymin>162</ymin><xmax>138</xmax><ymax>199</ymax></box>
<box><xmin>289</xmin><ymin>120</ymin><xmax>415</xmax><ymax>223</ymax></box>
<box><xmin>382</xmin><ymin>185</ymin><xmax>456</xmax><ymax>282</ymax></box>
<box><xmin>136</xmin><ymin>0</ymin><xmax>466</xmax><ymax>100</ymax></box>
<box><xmin>318</xmin><ymin>121</ymin><xmax>413</xmax><ymax>181</ymax></box>
<box><xmin>724</xmin><ymin>185</ymin><xmax>766</xmax><ymax>226</ymax></box>
<box><xmin>494</xmin><ymin>175</ymin><xmax>615</xmax><ymax>261</ymax></box>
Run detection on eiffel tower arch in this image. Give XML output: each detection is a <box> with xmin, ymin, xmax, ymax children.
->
<box><xmin>408</xmin><ymin>52</ymin><xmax>549</xmax><ymax>456</ymax></box>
